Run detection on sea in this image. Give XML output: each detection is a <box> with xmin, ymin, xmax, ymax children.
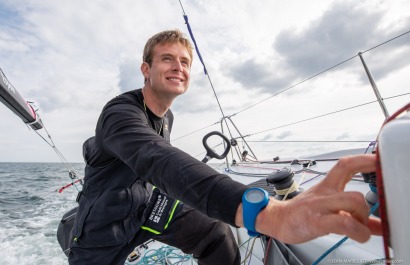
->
<box><xmin>0</xmin><ymin>162</ymin><xmax>83</xmax><ymax>265</ymax></box>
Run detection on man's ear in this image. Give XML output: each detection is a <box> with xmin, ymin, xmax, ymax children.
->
<box><xmin>141</xmin><ymin>62</ymin><xmax>150</xmax><ymax>79</ymax></box>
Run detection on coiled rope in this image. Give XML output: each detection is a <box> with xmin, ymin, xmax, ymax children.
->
<box><xmin>125</xmin><ymin>245</ymin><xmax>193</xmax><ymax>265</ymax></box>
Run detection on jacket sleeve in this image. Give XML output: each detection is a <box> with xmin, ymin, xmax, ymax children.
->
<box><xmin>96</xmin><ymin>103</ymin><xmax>248</xmax><ymax>226</ymax></box>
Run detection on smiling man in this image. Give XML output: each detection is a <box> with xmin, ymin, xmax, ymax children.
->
<box><xmin>65</xmin><ymin>29</ymin><xmax>244</xmax><ymax>265</ymax></box>
<box><xmin>60</xmin><ymin>29</ymin><xmax>381</xmax><ymax>265</ymax></box>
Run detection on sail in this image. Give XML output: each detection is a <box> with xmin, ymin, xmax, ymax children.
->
<box><xmin>0</xmin><ymin>68</ymin><xmax>43</xmax><ymax>130</ymax></box>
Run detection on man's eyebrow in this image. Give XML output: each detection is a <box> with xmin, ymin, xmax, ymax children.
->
<box><xmin>160</xmin><ymin>53</ymin><xmax>173</xmax><ymax>57</ymax></box>
<box><xmin>160</xmin><ymin>53</ymin><xmax>191</xmax><ymax>62</ymax></box>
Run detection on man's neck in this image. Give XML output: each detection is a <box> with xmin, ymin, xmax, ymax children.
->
<box><xmin>141</xmin><ymin>86</ymin><xmax>174</xmax><ymax>117</ymax></box>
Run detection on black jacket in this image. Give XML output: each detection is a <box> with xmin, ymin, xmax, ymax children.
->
<box><xmin>72</xmin><ymin>89</ymin><xmax>247</xmax><ymax>247</ymax></box>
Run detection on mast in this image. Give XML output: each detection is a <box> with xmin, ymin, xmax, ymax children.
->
<box><xmin>358</xmin><ymin>52</ymin><xmax>390</xmax><ymax>118</ymax></box>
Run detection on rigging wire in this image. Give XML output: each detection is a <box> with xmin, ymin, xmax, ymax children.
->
<box><xmin>232</xmin><ymin>29</ymin><xmax>410</xmax><ymax>117</ymax></box>
<box><xmin>178</xmin><ymin>0</ymin><xmax>226</xmax><ymax>120</ymax></box>
<box><xmin>171</xmin><ymin>121</ymin><xmax>219</xmax><ymax>142</ymax></box>
<box><xmin>178</xmin><ymin>0</ymin><xmax>246</xmax><ymax>144</ymax></box>
<box><xmin>362</xmin><ymin>29</ymin><xmax>410</xmax><ymax>54</ymax></box>
<box><xmin>170</xmin><ymin>91</ymin><xmax>409</xmax><ymax>146</ymax></box>
<box><xmin>241</xmin><ymin>237</ymin><xmax>258</xmax><ymax>264</ymax></box>
<box><xmin>241</xmin><ymin>93</ymin><xmax>410</xmax><ymax>138</ymax></box>
<box><xmin>31</xmin><ymin>113</ymin><xmax>83</xmax><ymax>190</ymax></box>
<box><xmin>234</xmin><ymin>53</ymin><xmax>358</xmax><ymax>116</ymax></box>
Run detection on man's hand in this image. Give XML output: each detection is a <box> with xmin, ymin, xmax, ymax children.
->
<box><xmin>236</xmin><ymin>154</ymin><xmax>382</xmax><ymax>243</ymax></box>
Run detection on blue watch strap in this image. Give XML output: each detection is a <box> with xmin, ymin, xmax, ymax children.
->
<box><xmin>242</xmin><ymin>188</ymin><xmax>269</xmax><ymax>236</ymax></box>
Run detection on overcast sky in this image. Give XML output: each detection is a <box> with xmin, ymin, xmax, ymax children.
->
<box><xmin>1</xmin><ymin>0</ymin><xmax>410</xmax><ymax>163</ymax></box>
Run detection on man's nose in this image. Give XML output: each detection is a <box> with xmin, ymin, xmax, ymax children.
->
<box><xmin>172</xmin><ymin>60</ymin><xmax>183</xmax><ymax>71</ymax></box>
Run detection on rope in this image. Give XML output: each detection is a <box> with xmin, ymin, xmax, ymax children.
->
<box><xmin>275</xmin><ymin>181</ymin><xmax>298</xmax><ymax>197</ymax></box>
<box><xmin>364</xmin><ymin>141</ymin><xmax>377</xmax><ymax>154</ymax></box>
<box><xmin>280</xmin><ymin>163</ymin><xmax>311</xmax><ymax>200</ymax></box>
<box><xmin>128</xmin><ymin>245</ymin><xmax>192</xmax><ymax>265</ymax></box>
<box><xmin>311</xmin><ymin>202</ymin><xmax>380</xmax><ymax>265</ymax></box>
<box><xmin>369</xmin><ymin>184</ymin><xmax>377</xmax><ymax>193</ymax></box>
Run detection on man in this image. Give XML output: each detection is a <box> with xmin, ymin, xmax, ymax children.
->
<box><xmin>67</xmin><ymin>29</ymin><xmax>381</xmax><ymax>264</ymax></box>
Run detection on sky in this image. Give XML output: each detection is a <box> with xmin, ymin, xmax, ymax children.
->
<box><xmin>0</xmin><ymin>0</ymin><xmax>410</xmax><ymax>163</ymax></box>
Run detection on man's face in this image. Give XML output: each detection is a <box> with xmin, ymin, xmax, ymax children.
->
<box><xmin>145</xmin><ymin>42</ymin><xmax>191</xmax><ymax>97</ymax></box>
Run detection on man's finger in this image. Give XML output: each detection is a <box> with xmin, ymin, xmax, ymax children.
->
<box><xmin>367</xmin><ymin>217</ymin><xmax>383</xmax><ymax>236</ymax></box>
<box><xmin>318</xmin><ymin>214</ymin><xmax>372</xmax><ymax>243</ymax></box>
<box><xmin>316</xmin><ymin>192</ymin><xmax>370</xmax><ymax>224</ymax></box>
<box><xmin>321</xmin><ymin>154</ymin><xmax>377</xmax><ymax>191</ymax></box>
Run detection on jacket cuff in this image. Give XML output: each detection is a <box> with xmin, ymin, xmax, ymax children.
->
<box><xmin>207</xmin><ymin>176</ymin><xmax>249</xmax><ymax>227</ymax></box>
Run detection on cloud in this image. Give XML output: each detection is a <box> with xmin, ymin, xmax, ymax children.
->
<box><xmin>225</xmin><ymin>1</ymin><xmax>410</xmax><ymax>94</ymax></box>
<box><xmin>275</xmin><ymin>2</ymin><xmax>383</xmax><ymax>74</ymax></box>
<box><xmin>172</xmin><ymin>75</ymin><xmax>218</xmax><ymax>114</ymax></box>
<box><xmin>1</xmin><ymin>0</ymin><xmax>409</xmax><ymax>162</ymax></box>
<box><xmin>224</xmin><ymin>58</ymin><xmax>290</xmax><ymax>95</ymax></box>
<box><xmin>277</xmin><ymin>130</ymin><xmax>292</xmax><ymax>140</ymax></box>
<box><xmin>336</xmin><ymin>132</ymin><xmax>350</xmax><ymax>140</ymax></box>
<box><xmin>118</xmin><ymin>56</ymin><xmax>144</xmax><ymax>93</ymax></box>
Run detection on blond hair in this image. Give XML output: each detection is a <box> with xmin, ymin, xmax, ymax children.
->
<box><xmin>143</xmin><ymin>29</ymin><xmax>193</xmax><ymax>66</ymax></box>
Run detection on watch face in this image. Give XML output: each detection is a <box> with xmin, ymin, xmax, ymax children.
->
<box><xmin>246</xmin><ymin>189</ymin><xmax>265</xmax><ymax>203</ymax></box>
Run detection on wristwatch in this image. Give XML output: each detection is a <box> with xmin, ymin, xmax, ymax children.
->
<box><xmin>242</xmin><ymin>188</ymin><xmax>269</xmax><ymax>236</ymax></box>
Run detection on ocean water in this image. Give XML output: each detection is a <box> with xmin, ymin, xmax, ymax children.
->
<box><xmin>0</xmin><ymin>162</ymin><xmax>83</xmax><ymax>265</ymax></box>
<box><xmin>0</xmin><ymin>162</ymin><xmax>201</xmax><ymax>265</ymax></box>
